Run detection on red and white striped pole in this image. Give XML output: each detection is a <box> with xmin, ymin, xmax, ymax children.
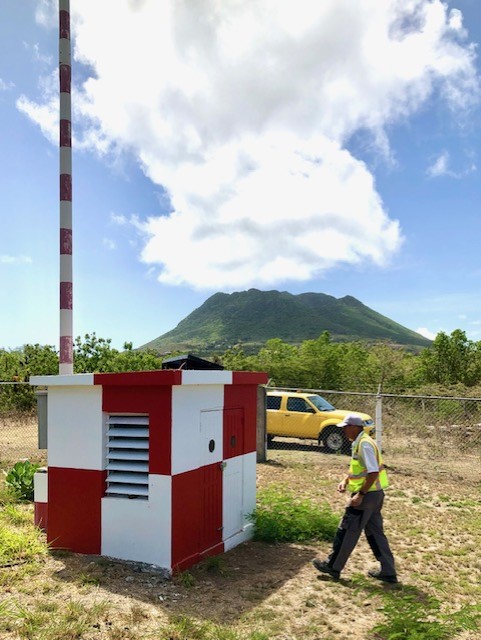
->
<box><xmin>59</xmin><ymin>0</ymin><xmax>73</xmax><ymax>374</ymax></box>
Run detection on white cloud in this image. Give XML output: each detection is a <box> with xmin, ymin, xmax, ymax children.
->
<box><xmin>34</xmin><ymin>0</ymin><xmax>56</xmax><ymax>29</ymax></box>
<box><xmin>426</xmin><ymin>150</ymin><xmax>451</xmax><ymax>178</ymax></box>
<box><xmin>17</xmin><ymin>70</ymin><xmax>58</xmax><ymax>145</ymax></box>
<box><xmin>138</xmin><ymin>134</ymin><xmax>401</xmax><ymax>288</ymax></box>
<box><xmin>110</xmin><ymin>213</ymin><xmax>129</xmax><ymax>226</ymax></box>
<box><xmin>0</xmin><ymin>78</ymin><xmax>13</xmax><ymax>91</ymax></box>
<box><xmin>0</xmin><ymin>255</ymin><xmax>32</xmax><ymax>265</ymax></box>
<box><xmin>416</xmin><ymin>327</ymin><xmax>437</xmax><ymax>340</ymax></box>
<box><xmin>20</xmin><ymin>0</ymin><xmax>480</xmax><ymax>289</ymax></box>
<box><xmin>102</xmin><ymin>238</ymin><xmax>116</xmax><ymax>250</ymax></box>
<box><xmin>426</xmin><ymin>150</ymin><xmax>477</xmax><ymax>178</ymax></box>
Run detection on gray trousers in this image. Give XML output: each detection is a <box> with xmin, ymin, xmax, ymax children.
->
<box><xmin>328</xmin><ymin>490</ymin><xmax>396</xmax><ymax>576</ymax></box>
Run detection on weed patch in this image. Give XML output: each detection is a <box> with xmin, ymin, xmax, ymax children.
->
<box><xmin>372</xmin><ymin>591</ymin><xmax>481</xmax><ymax>639</ymax></box>
<box><xmin>0</xmin><ymin>598</ymin><xmax>112</xmax><ymax>639</ymax></box>
<box><xmin>158</xmin><ymin>615</ymin><xmax>270</xmax><ymax>640</ymax></box>
<box><xmin>249</xmin><ymin>484</ymin><xmax>338</xmax><ymax>543</ymax></box>
<box><xmin>0</xmin><ymin>504</ymin><xmax>46</xmax><ymax>567</ymax></box>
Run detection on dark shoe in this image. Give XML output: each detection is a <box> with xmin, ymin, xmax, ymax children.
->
<box><xmin>368</xmin><ymin>569</ymin><xmax>398</xmax><ymax>584</ymax></box>
<box><xmin>312</xmin><ymin>559</ymin><xmax>340</xmax><ymax>580</ymax></box>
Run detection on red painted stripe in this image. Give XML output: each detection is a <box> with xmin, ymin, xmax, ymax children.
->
<box><xmin>59</xmin><ymin>10</ymin><xmax>70</xmax><ymax>40</ymax></box>
<box><xmin>59</xmin><ymin>64</ymin><xmax>71</xmax><ymax>93</ymax></box>
<box><xmin>94</xmin><ymin>371</ymin><xmax>182</xmax><ymax>386</ymax></box>
<box><xmin>224</xmin><ymin>385</ymin><xmax>259</xmax><ymax>454</ymax></box>
<box><xmin>60</xmin><ymin>282</ymin><xmax>73</xmax><ymax>309</ymax></box>
<box><xmin>60</xmin><ymin>228</ymin><xmax>72</xmax><ymax>255</ymax></box>
<box><xmin>149</xmin><ymin>407</ymin><xmax>172</xmax><ymax>475</ymax></box>
<box><xmin>60</xmin><ymin>119</ymin><xmax>71</xmax><ymax>147</ymax></box>
<box><xmin>172</xmin><ymin>464</ymin><xmax>222</xmax><ymax>570</ymax></box>
<box><xmin>60</xmin><ymin>173</ymin><xmax>72</xmax><ymax>201</ymax></box>
<box><xmin>200</xmin><ymin>541</ymin><xmax>225</xmax><ymax>562</ymax></box>
<box><xmin>172</xmin><ymin>542</ymin><xmax>225</xmax><ymax>574</ymax></box>
<box><xmin>172</xmin><ymin>468</ymin><xmax>203</xmax><ymax>569</ymax></box>
<box><xmin>101</xmin><ymin>384</ymin><xmax>173</xmax><ymax>475</ymax></box>
<box><xmin>232</xmin><ymin>372</ymin><xmax>268</xmax><ymax>385</ymax></box>
<box><xmin>222</xmin><ymin>407</ymin><xmax>244</xmax><ymax>460</ymax></box>
<box><xmin>34</xmin><ymin>502</ymin><xmax>48</xmax><ymax>532</ymax></box>
<box><xmin>47</xmin><ymin>468</ymin><xmax>105</xmax><ymax>554</ymax></box>
<box><xmin>60</xmin><ymin>336</ymin><xmax>73</xmax><ymax>364</ymax></box>
<box><xmin>172</xmin><ymin>552</ymin><xmax>202</xmax><ymax>574</ymax></box>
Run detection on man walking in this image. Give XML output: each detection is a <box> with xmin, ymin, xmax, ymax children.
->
<box><xmin>313</xmin><ymin>414</ymin><xmax>397</xmax><ymax>583</ymax></box>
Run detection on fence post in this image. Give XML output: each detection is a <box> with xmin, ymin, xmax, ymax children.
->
<box><xmin>375</xmin><ymin>385</ymin><xmax>383</xmax><ymax>451</ymax></box>
<box><xmin>35</xmin><ymin>389</ymin><xmax>48</xmax><ymax>450</ymax></box>
<box><xmin>257</xmin><ymin>386</ymin><xmax>267</xmax><ymax>462</ymax></box>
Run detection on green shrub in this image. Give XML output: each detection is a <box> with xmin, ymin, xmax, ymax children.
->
<box><xmin>249</xmin><ymin>485</ymin><xmax>338</xmax><ymax>543</ymax></box>
<box><xmin>3</xmin><ymin>460</ymin><xmax>41</xmax><ymax>501</ymax></box>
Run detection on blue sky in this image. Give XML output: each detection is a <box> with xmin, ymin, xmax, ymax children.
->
<box><xmin>1</xmin><ymin>0</ymin><xmax>480</xmax><ymax>352</ymax></box>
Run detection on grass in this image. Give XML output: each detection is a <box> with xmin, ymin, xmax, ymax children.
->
<box><xmin>0</xmin><ymin>604</ymin><xmax>271</xmax><ymax>640</ymax></box>
<box><xmin>0</xmin><ymin>501</ymin><xmax>46</xmax><ymax>567</ymax></box>
<box><xmin>372</xmin><ymin>590</ymin><xmax>481</xmax><ymax>639</ymax></box>
<box><xmin>200</xmin><ymin>555</ymin><xmax>230</xmax><ymax>576</ymax></box>
<box><xmin>1</xmin><ymin>450</ymin><xmax>481</xmax><ymax>639</ymax></box>
<box><xmin>0</xmin><ymin>599</ymin><xmax>112</xmax><ymax>639</ymax></box>
<box><xmin>249</xmin><ymin>484</ymin><xmax>338</xmax><ymax>542</ymax></box>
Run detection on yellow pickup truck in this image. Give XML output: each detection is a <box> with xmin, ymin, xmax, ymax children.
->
<box><xmin>266</xmin><ymin>390</ymin><xmax>374</xmax><ymax>453</ymax></box>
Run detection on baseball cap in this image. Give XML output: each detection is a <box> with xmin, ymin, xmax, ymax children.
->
<box><xmin>337</xmin><ymin>414</ymin><xmax>364</xmax><ymax>428</ymax></box>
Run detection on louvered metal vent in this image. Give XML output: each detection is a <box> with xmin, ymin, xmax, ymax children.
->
<box><xmin>106</xmin><ymin>415</ymin><xmax>149</xmax><ymax>499</ymax></box>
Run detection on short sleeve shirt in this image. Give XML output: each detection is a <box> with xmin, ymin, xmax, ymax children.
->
<box><xmin>352</xmin><ymin>432</ymin><xmax>379</xmax><ymax>473</ymax></box>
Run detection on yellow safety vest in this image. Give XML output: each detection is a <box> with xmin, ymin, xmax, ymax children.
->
<box><xmin>348</xmin><ymin>433</ymin><xmax>389</xmax><ymax>493</ymax></box>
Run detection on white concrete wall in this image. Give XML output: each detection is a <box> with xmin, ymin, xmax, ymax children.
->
<box><xmin>47</xmin><ymin>385</ymin><xmax>104</xmax><ymax>470</ymax></box>
<box><xmin>30</xmin><ymin>374</ymin><xmax>94</xmax><ymax>386</ymax></box>
<box><xmin>101</xmin><ymin>474</ymin><xmax>172</xmax><ymax>569</ymax></box>
<box><xmin>171</xmin><ymin>385</ymin><xmax>224</xmax><ymax>475</ymax></box>
<box><xmin>223</xmin><ymin>456</ymin><xmax>243</xmax><ymax>540</ymax></box>
<box><xmin>241</xmin><ymin>452</ymin><xmax>257</xmax><ymax>528</ymax></box>
<box><xmin>223</xmin><ymin>452</ymin><xmax>257</xmax><ymax>549</ymax></box>
<box><xmin>33</xmin><ymin>470</ymin><xmax>48</xmax><ymax>503</ymax></box>
<box><xmin>180</xmin><ymin>371</ymin><xmax>233</xmax><ymax>386</ymax></box>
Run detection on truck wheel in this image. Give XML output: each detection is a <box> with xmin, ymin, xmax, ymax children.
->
<box><xmin>322</xmin><ymin>427</ymin><xmax>348</xmax><ymax>454</ymax></box>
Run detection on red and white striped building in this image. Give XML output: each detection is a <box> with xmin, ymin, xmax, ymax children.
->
<box><xmin>31</xmin><ymin>369</ymin><xmax>267</xmax><ymax>573</ymax></box>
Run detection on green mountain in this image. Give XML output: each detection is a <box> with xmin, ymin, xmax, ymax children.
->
<box><xmin>139</xmin><ymin>289</ymin><xmax>431</xmax><ymax>354</ymax></box>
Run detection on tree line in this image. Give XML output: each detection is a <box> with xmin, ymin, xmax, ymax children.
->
<box><xmin>222</xmin><ymin>329</ymin><xmax>481</xmax><ymax>396</ymax></box>
<box><xmin>2</xmin><ymin>329</ymin><xmax>481</xmax><ymax>411</ymax></box>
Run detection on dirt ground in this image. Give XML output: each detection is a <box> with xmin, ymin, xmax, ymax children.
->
<box><xmin>2</xmin><ymin>446</ymin><xmax>481</xmax><ymax>639</ymax></box>
<box><xmin>0</xmin><ymin>416</ymin><xmax>44</xmax><ymax>464</ymax></box>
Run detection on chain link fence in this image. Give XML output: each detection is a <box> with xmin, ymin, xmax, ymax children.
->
<box><xmin>2</xmin><ymin>382</ymin><xmax>481</xmax><ymax>473</ymax></box>
<box><xmin>0</xmin><ymin>382</ymin><xmax>46</xmax><ymax>467</ymax></box>
<box><xmin>265</xmin><ymin>387</ymin><xmax>481</xmax><ymax>473</ymax></box>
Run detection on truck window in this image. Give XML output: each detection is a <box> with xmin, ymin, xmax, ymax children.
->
<box><xmin>266</xmin><ymin>396</ymin><xmax>282</xmax><ymax>410</ymax></box>
<box><xmin>286</xmin><ymin>397</ymin><xmax>313</xmax><ymax>413</ymax></box>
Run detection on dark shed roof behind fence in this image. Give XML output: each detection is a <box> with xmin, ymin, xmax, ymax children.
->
<box><xmin>161</xmin><ymin>354</ymin><xmax>225</xmax><ymax>370</ymax></box>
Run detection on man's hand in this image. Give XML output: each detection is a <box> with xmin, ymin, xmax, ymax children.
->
<box><xmin>349</xmin><ymin>493</ymin><xmax>364</xmax><ymax>507</ymax></box>
<box><xmin>337</xmin><ymin>478</ymin><xmax>348</xmax><ymax>493</ymax></box>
